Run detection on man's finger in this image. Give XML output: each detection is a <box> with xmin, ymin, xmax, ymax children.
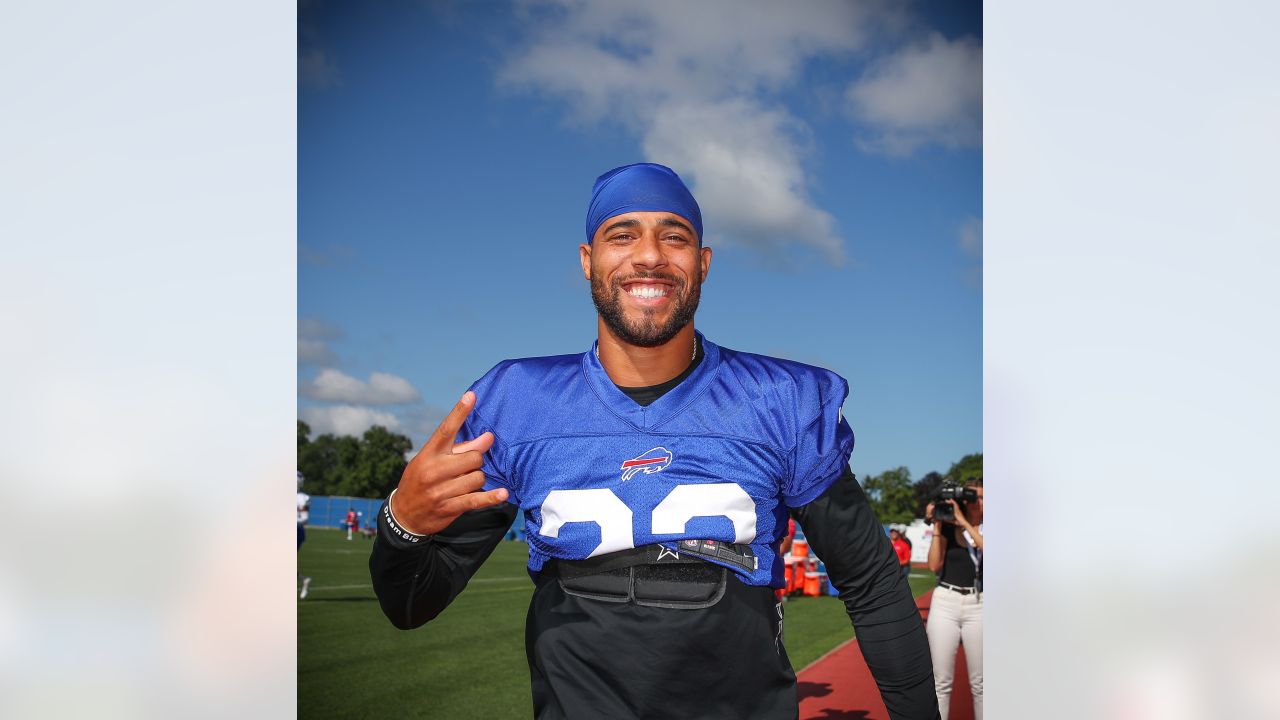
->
<box><xmin>452</xmin><ymin>431</ymin><xmax>494</xmax><ymax>455</ymax></box>
<box><xmin>426</xmin><ymin>391</ymin><xmax>478</xmax><ymax>451</ymax></box>
<box><xmin>431</xmin><ymin>470</ymin><xmax>488</xmax><ymax>501</ymax></box>
<box><xmin>440</xmin><ymin>487</ymin><xmax>509</xmax><ymax>516</ymax></box>
<box><xmin>429</xmin><ymin>450</ymin><xmax>487</xmax><ymax>481</ymax></box>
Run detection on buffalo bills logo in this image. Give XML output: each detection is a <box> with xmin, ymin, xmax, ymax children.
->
<box><xmin>620</xmin><ymin>447</ymin><xmax>673</xmax><ymax>481</ymax></box>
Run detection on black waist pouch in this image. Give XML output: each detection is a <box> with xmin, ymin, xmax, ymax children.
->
<box><xmin>546</xmin><ymin>543</ymin><xmax>752</xmax><ymax>609</ymax></box>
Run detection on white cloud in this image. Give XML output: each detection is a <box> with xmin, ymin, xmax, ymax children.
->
<box><xmin>959</xmin><ymin>216</ymin><xmax>982</xmax><ymax>259</ymax></box>
<box><xmin>297</xmin><ymin>339</ymin><xmax>334</xmax><ymax>366</ymax></box>
<box><xmin>299</xmin><ymin>404</ymin><xmax>400</xmax><ymax>437</ymax></box>
<box><xmin>846</xmin><ymin>33</ymin><xmax>982</xmax><ymax>156</ymax></box>
<box><xmin>499</xmin><ymin>0</ymin><xmax>896</xmax><ymax>264</ymax></box>
<box><xmin>643</xmin><ymin>100</ymin><xmax>843</xmax><ymax>263</ymax></box>
<box><xmin>298</xmin><ymin>48</ymin><xmax>340</xmax><ymax>90</ymax></box>
<box><xmin>299</xmin><ymin>317</ymin><xmax>341</xmax><ymax>340</ymax></box>
<box><xmin>395</xmin><ymin>403</ymin><xmax>447</xmax><ymax>442</ymax></box>
<box><xmin>299</xmin><ymin>368</ymin><xmax>422</xmax><ymax>405</ymax></box>
<box><xmin>297</xmin><ymin>318</ymin><xmax>341</xmax><ymax>366</ymax></box>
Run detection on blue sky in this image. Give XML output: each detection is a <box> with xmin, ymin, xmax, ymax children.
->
<box><xmin>298</xmin><ymin>0</ymin><xmax>982</xmax><ymax>481</ymax></box>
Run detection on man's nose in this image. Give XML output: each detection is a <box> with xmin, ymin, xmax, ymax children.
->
<box><xmin>631</xmin><ymin>231</ymin><xmax>666</xmax><ymax>268</ymax></box>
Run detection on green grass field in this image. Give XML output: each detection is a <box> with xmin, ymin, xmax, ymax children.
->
<box><xmin>299</xmin><ymin>527</ymin><xmax>935</xmax><ymax>719</ymax></box>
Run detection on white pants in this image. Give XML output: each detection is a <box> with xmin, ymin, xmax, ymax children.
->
<box><xmin>926</xmin><ymin>585</ymin><xmax>983</xmax><ymax>720</ymax></box>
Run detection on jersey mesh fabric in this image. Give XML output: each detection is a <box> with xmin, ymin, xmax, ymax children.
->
<box><xmin>460</xmin><ymin>333</ymin><xmax>855</xmax><ymax>588</ymax></box>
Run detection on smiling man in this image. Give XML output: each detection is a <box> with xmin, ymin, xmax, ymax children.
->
<box><xmin>369</xmin><ymin>163</ymin><xmax>939</xmax><ymax>719</ymax></box>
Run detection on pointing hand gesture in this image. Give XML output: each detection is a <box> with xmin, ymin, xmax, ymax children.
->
<box><xmin>389</xmin><ymin>391</ymin><xmax>509</xmax><ymax>535</ymax></box>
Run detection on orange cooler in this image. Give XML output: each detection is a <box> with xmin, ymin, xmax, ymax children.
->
<box><xmin>784</xmin><ymin>557</ymin><xmax>800</xmax><ymax>592</ymax></box>
<box><xmin>791</xmin><ymin>539</ymin><xmax>809</xmax><ymax>558</ymax></box>
<box><xmin>803</xmin><ymin>572</ymin><xmax>821</xmax><ymax>597</ymax></box>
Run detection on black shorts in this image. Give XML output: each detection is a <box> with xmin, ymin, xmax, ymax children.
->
<box><xmin>525</xmin><ymin>568</ymin><xmax>798</xmax><ymax>719</ymax></box>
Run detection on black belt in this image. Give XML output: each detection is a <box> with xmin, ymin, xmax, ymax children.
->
<box><xmin>549</xmin><ymin>539</ymin><xmax>758</xmax><ymax>577</ymax></box>
<box><xmin>543</xmin><ymin>542</ymin><xmax>756</xmax><ymax>610</ymax></box>
<box><xmin>939</xmin><ymin>581</ymin><xmax>980</xmax><ymax>595</ymax></box>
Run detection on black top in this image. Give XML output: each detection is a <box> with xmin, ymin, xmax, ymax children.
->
<box><xmin>613</xmin><ymin>336</ymin><xmax>704</xmax><ymax>407</ymax></box>
<box><xmin>369</xmin><ymin>345</ymin><xmax>939</xmax><ymax>719</ymax></box>
<box><xmin>937</xmin><ymin>524</ymin><xmax>978</xmax><ymax>588</ymax></box>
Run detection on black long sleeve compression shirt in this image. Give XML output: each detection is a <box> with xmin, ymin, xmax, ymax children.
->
<box><xmin>369</xmin><ymin>467</ymin><xmax>937</xmax><ymax>719</ymax></box>
<box><xmin>789</xmin><ymin>469</ymin><xmax>939</xmax><ymax>719</ymax></box>
<box><xmin>369</xmin><ymin>499</ymin><xmax>517</xmax><ymax>630</ymax></box>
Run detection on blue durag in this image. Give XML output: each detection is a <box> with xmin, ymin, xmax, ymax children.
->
<box><xmin>585</xmin><ymin>163</ymin><xmax>703</xmax><ymax>244</ymax></box>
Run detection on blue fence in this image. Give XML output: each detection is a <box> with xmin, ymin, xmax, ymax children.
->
<box><xmin>304</xmin><ymin>495</ymin><xmax>526</xmax><ymax>538</ymax></box>
<box><xmin>306</xmin><ymin>498</ymin><xmax>907</xmax><ymax>546</ymax></box>
<box><xmin>305</xmin><ymin>495</ymin><xmax>385</xmax><ymax>531</ymax></box>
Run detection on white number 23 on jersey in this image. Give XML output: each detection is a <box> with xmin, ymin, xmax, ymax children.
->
<box><xmin>539</xmin><ymin>483</ymin><xmax>757</xmax><ymax>558</ymax></box>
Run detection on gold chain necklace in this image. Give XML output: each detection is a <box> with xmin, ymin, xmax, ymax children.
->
<box><xmin>596</xmin><ymin>337</ymin><xmax>698</xmax><ymax>363</ymax></box>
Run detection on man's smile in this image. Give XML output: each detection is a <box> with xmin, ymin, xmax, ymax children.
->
<box><xmin>622</xmin><ymin>280</ymin><xmax>674</xmax><ymax>302</ymax></box>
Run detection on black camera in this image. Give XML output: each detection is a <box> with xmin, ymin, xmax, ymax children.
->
<box><xmin>932</xmin><ymin>482</ymin><xmax>979</xmax><ymax>523</ymax></box>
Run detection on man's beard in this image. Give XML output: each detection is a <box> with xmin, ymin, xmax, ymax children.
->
<box><xmin>591</xmin><ymin>268</ymin><xmax>701</xmax><ymax>348</ymax></box>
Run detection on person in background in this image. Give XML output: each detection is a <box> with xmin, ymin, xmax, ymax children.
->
<box><xmin>925</xmin><ymin>479</ymin><xmax>984</xmax><ymax>719</ymax></box>
<box><xmin>345</xmin><ymin>508</ymin><xmax>358</xmax><ymax>541</ymax></box>
<box><xmin>297</xmin><ymin>471</ymin><xmax>312</xmax><ymax>600</ymax></box>
<box><xmin>890</xmin><ymin>526</ymin><xmax>912</xmax><ymax>582</ymax></box>
<box><xmin>779</xmin><ymin>517</ymin><xmax>796</xmax><ymax>556</ymax></box>
<box><xmin>776</xmin><ymin>517</ymin><xmax>797</xmax><ymax>602</ymax></box>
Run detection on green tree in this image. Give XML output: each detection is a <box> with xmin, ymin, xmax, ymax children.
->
<box><xmin>297</xmin><ymin>421</ymin><xmax>312</xmax><ymax>488</ymax></box>
<box><xmin>946</xmin><ymin>453</ymin><xmax>983</xmax><ymax>485</ymax></box>
<box><xmin>297</xmin><ymin>433</ymin><xmax>358</xmax><ymax>496</ymax></box>
<box><xmin>912</xmin><ymin>471</ymin><xmax>945</xmax><ymax>516</ymax></box>
<box><xmin>349</xmin><ymin>425</ymin><xmax>413</xmax><ymax>498</ymax></box>
<box><xmin>861</xmin><ymin>466</ymin><xmax>916</xmax><ymax>525</ymax></box>
<box><xmin>326</xmin><ymin>435</ymin><xmax>364</xmax><ymax>496</ymax></box>
<box><xmin>296</xmin><ymin>424</ymin><xmax>414</xmax><ymax>498</ymax></box>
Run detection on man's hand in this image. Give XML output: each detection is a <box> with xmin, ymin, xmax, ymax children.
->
<box><xmin>389</xmin><ymin>391</ymin><xmax>509</xmax><ymax>535</ymax></box>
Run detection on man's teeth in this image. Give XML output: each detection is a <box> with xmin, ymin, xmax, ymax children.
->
<box><xmin>628</xmin><ymin>286</ymin><xmax>667</xmax><ymax>299</ymax></box>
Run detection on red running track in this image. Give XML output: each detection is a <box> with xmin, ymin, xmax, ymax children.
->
<box><xmin>796</xmin><ymin>589</ymin><xmax>973</xmax><ymax>720</ymax></box>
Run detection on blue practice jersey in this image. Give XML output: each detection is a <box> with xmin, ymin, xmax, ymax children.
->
<box><xmin>462</xmin><ymin>333</ymin><xmax>855</xmax><ymax>588</ymax></box>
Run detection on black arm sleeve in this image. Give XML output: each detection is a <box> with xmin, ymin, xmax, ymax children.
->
<box><xmin>368</xmin><ymin>499</ymin><xmax>518</xmax><ymax>630</ymax></box>
<box><xmin>790</xmin><ymin>468</ymin><xmax>940</xmax><ymax>720</ymax></box>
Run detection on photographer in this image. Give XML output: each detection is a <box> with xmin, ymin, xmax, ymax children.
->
<box><xmin>925</xmin><ymin>478</ymin><xmax>983</xmax><ymax>719</ymax></box>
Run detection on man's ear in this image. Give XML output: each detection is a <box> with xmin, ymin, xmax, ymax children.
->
<box><xmin>699</xmin><ymin>245</ymin><xmax>712</xmax><ymax>282</ymax></box>
<box><xmin>579</xmin><ymin>243</ymin><xmax>593</xmax><ymax>281</ymax></box>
